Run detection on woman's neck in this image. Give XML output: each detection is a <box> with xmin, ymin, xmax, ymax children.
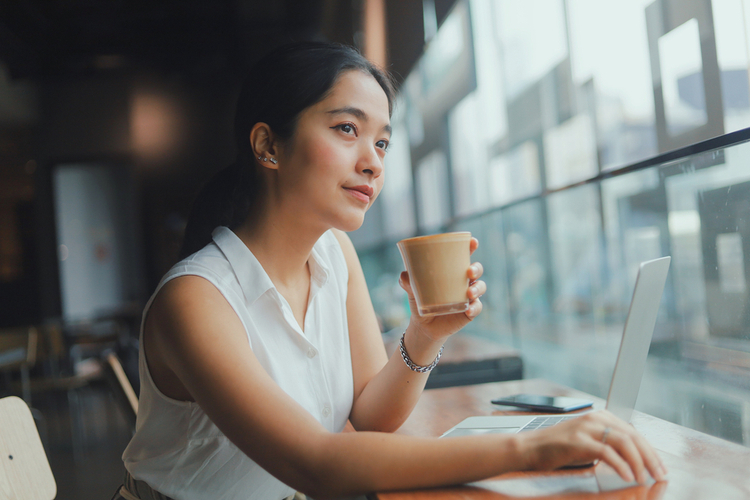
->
<box><xmin>233</xmin><ymin>208</ymin><xmax>326</xmax><ymax>290</ymax></box>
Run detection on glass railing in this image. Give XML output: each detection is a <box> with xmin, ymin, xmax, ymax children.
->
<box><xmin>359</xmin><ymin>129</ymin><xmax>750</xmax><ymax>447</ymax></box>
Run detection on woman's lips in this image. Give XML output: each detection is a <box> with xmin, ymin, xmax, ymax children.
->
<box><xmin>344</xmin><ymin>185</ymin><xmax>373</xmax><ymax>203</ymax></box>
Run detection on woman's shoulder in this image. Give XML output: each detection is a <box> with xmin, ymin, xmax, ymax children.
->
<box><xmin>168</xmin><ymin>242</ymin><xmax>232</xmax><ymax>280</ymax></box>
<box><xmin>152</xmin><ymin>242</ymin><xmax>241</xmax><ymax>313</ymax></box>
<box><xmin>326</xmin><ymin>229</ymin><xmax>358</xmax><ymax>273</ymax></box>
<box><xmin>325</xmin><ymin>228</ymin><xmax>351</xmax><ymax>251</ymax></box>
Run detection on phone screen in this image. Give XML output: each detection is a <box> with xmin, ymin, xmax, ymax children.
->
<box><xmin>491</xmin><ymin>394</ymin><xmax>593</xmax><ymax>413</ymax></box>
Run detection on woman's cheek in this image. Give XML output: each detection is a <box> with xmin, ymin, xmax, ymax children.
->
<box><xmin>306</xmin><ymin>139</ymin><xmax>341</xmax><ymax>169</ymax></box>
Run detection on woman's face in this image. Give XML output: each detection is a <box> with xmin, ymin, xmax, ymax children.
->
<box><xmin>274</xmin><ymin>69</ymin><xmax>391</xmax><ymax>232</ymax></box>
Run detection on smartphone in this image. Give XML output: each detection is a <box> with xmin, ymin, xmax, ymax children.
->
<box><xmin>490</xmin><ymin>394</ymin><xmax>593</xmax><ymax>413</ymax></box>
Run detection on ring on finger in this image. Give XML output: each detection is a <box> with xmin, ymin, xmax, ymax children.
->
<box><xmin>601</xmin><ymin>426</ymin><xmax>612</xmax><ymax>445</ymax></box>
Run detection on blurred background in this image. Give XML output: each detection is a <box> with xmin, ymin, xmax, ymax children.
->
<box><xmin>1</xmin><ymin>0</ymin><xmax>750</xmax><ymax>498</ymax></box>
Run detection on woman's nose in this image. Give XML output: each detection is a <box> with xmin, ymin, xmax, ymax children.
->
<box><xmin>358</xmin><ymin>145</ymin><xmax>384</xmax><ymax>178</ymax></box>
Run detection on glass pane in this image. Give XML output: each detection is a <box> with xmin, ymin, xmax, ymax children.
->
<box><xmin>488</xmin><ymin>141</ymin><xmax>541</xmax><ymax>206</ymax></box>
<box><xmin>380</xmin><ymin>98</ymin><xmax>417</xmax><ymax>240</ymax></box>
<box><xmin>543</xmin><ymin>114</ymin><xmax>599</xmax><ymax>189</ymax></box>
<box><xmin>567</xmin><ymin>0</ymin><xmax>657</xmax><ymax>170</ymax></box>
<box><xmin>496</xmin><ymin>0</ymin><xmax>568</xmax><ymax>99</ymax></box>
<box><xmin>360</xmin><ymin>244</ymin><xmax>409</xmax><ymax>333</ymax></box>
<box><xmin>421</xmin><ymin>10</ymin><xmax>464</xmax><ymax>95</ymax></box>
<box><xmin>453</xmin><ymin>213</ymin><xmax>514</xmax><ymax>345</ymax></box>
<box><xmin>658</xmin><ymin>18</ymin><xmax>708</xmax><ymax>136</ymax></box>
<box><xmin>712</xmin><ymin>0</ymin><xmax>750</xmax><ymax>133</ymax></box>
<box><xmin>415</xmin><ymin>150</ymin><xmax>450</xmax><ymax>232</ymax></box>
<box><xmin>502</xmin><ymin>199</ymin><xmax>551</xmax><ymax>336</ymax></box>
<box><xmin>449</xmin><ymin>91</ymin><xmax>491</xmax><ymax>216</ymax></box>
<box><xmin>469</xmin><ymin>0</ymin><xmax>508</xmax><ymax>142</ymax></box>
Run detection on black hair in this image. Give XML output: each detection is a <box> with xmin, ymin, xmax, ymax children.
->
<box><xmin>179</xmin><ymin>41</ymin><xmax>396</xmax><ymax>259</ymax></box>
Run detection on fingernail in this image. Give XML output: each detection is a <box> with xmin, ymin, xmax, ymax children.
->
<box><xmin>470</xmin><ymin>286</ymin><xmax>478</xmax><ymax>297</ymax></box>
<box><xmin>625</xmin><ymin>471</ymin><xmax>635</xmax><ymax>482</ymax></box>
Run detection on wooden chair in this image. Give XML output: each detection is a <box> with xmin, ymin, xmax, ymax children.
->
<box><xmin>0</xmin><ymin>396</ymin><xmax>56</xmax><ymax>500</ymax></box>
<box><xmin>0</xmin><ymin>327</ymin><xmax>39</xmax><ymax>404</ymax></box>
<box><xmin>102</xmin><ymin>352</ymin><xmax>138</xmax><ymax>430</ymax></box>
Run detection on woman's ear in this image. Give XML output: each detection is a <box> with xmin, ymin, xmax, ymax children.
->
<box><xmin>249</xmin><ymin>123</ymin><xmax>280</xmax><ymax>169</ymax></box>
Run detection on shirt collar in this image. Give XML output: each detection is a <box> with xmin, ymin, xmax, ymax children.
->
<box><xmin>212</xmin><ymin>226</ymin><xmax>274</xmax><ymax>306</ymax></box>
<box><xmin>307</xmin><ymin>245</ymin><xmax>329</xmax><ymax>302</ymax></box>
<box><xmin>211</xmin><ymin>226</ymin><xmax>331</xmax><ymax>307</ymax></box>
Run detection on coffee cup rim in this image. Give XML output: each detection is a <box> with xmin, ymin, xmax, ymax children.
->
<box><xmin>397</xmin><ymin>231</ymin><xmax>471</xmax><ymax>246</ymax></box>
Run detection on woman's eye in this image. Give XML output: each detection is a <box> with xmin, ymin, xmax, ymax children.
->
<box><xmin>333</xmin><ymin>123</ymin><xmax>356</xmax><ymax>135</ymax></box>
<box><xmin>376</xmin><ymin>139</ymin><xmax>389</xmax><ymax>152</ymax></box>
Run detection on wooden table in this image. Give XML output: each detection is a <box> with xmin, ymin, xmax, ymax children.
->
<box><xmin>369</xmin><ymin>379</ymin><xmax>750</xmax><ymax>499</ymax></box>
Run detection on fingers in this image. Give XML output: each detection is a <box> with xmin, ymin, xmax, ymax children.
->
<box><xmin>611</xmin><ymin>423</ymin><xmax>667</xmax><ymax>482</ymax></box>
<box><xmin>521</xmin><ymin>411</ymin><xmax>665</xmax><ymax>486</ymax></box>
<box><xmin>585</xmin><ymin>413</ymin><xmax>666</xmax><ymax>484</ymax></box>
<box><xmin>465</xmin><ymin>298</ymin><xmax>482</xmax><ymax>319</ymax></box>
<box><xmin>598</xmin><ymin>441</ymin><xmax>636</xmax><ymax>483</ymax></box>
<box><xmin>602</xmin><ymin>428</ymin><xmax>646</xmax><ymax>483</ymax></box>
<box><xmin>468</xmin><ymin>280</ymin><xmax>486</xmax><ymax>301</ymax></box>
<box><xmin>466</xmin><ymin>272</ymin><xmax>486</xmax><ymax>320</ymax></box>
<box><xmin>398</xmin><ymin>271</ymin><xmax>411</xmax><ymax>292</ymax></box>
<box><xmin>468</xmin><ymin>262</ymin><xmax>484</xmax><ymax>281</ymax></box>
<box><xmin>631</xmin><ymin>429</ymin><xmax>668</xmax><ymax>481</ymax></box>
<box><xmin>469</xmin><ymin>237</ymin><xmax>479</xmax><ymax>255</ymax></box>
<box><xmin>398</xmin><ymin>272</ymin><xmax>417</xmax><ymax>310</ymax></box>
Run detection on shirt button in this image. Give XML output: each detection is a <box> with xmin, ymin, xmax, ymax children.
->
<box><xmin>322</xmin><ymin>406</ymin><xmax>331</xmax><ymax>418</ymax></box>
<box><xmin>307</xmin><ymin>347</ymin><xmax>317</xmax><ymax>359</ymax></box>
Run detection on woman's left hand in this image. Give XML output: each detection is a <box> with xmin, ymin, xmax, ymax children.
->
<box><xmin>399</xmin><ymin>237</ymin><xmax>486</xmax><ymax>342</ymax></box>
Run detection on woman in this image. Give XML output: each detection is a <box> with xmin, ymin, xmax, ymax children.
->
<box><xmin>117</xmin><ymin>42</ymin><xmax>666</xmax><ymax>500</ymax></box>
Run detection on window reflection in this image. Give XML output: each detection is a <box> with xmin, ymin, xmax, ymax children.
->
<box><xmin>415</xmin><ymin>150</ymin><xmax>450</xmax><ymax>232</ymax></box>
<box><xmin>378</xmin><ymin>98</ymin><xmax>416</xmax><ymax>240</ymax></box>
<box><xmin>488</xmin><ymin>141</ymin><xmax>541</xmax><ymax>206</ymax></box>
<box><xmin>449</xmin><ymin>92</ymin><xmax>491</xmax><ymax>216</ymax></box>
<box><xmin>712</xmin><ymin>0</ymin><xmax>750</xmax><ymax>133</ymax></box>
<box><xmin>546</xmin><ymin>186</ymin><xmax>604</xmax><ymax>330</ymax></box>
<box><xmin>567</xmin><ymin>0</ymin><xmax>657</xmax><ymax>169</ymax></box>
<box><xmin>355</xmin><ymin>0</ymin><xmax>750</xmax><ymax>447</ymax></box>
<box><xmin>421</xmin><ymin>10</ymin><xmax>464</xmax><ymax>95</ymax></box>
<box><xmin>495</xmin><ymin>0</ymin><xmax>568</xmax><ymax>100</ymax></box>
<box><xmin>658</xmin><ymin>18</ymin><xmax>708</xmax><ymax>136</ymax></box>
<box><xmin>543</xmin><ymin>114</ymin><xmax>598</xmax><ymax>189</ymax></box>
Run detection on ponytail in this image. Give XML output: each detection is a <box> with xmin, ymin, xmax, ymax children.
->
<box><xmin>179</xmin><ymin>156</ymin><xmax>259</xmax><ymax>259</ymax></box>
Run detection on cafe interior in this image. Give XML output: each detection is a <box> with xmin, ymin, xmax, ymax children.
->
<box><xmin>1</xmin><ymin>0</ymin><xmax>750</xmax><ymax>498</ymax></box>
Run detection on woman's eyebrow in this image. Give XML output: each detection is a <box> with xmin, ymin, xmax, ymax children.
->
<box><xmin>327</xmin><ymin>106</ymin><xmax>392</xmax><ymax>135</ymax></box>
<box><xmin>327</xmin><ymin>106</ymin><xmax>368</xmax><ymax>121</ymax></box>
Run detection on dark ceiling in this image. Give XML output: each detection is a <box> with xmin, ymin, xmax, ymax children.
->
<box><xmin>0</xmin><ymin>0</ymin><xmax>354</xmax><ymax>80</ymax></box>
<box><xmin>0</xmin><ymin>0</ymin><xmax>463</xmax><ymax>88</ymax></box>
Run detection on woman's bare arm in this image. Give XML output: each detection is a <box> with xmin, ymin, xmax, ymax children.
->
<box><xmin>145</xmin><ymin>274</ymin><xmax>665</xmax><ymax>500</ymax></box>
<box><xmin>332</xmin><ymin>229</ymin><xmax>484</xmax><ymax>432</ymax></box>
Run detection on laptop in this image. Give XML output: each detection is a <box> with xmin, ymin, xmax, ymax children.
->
<box><xmin>441</xmin><ymin>256</ymin><xmax>671</xmax><ymax>438</ymax></box>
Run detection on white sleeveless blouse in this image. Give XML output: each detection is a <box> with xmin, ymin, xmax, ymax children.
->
<box><xmin>122</xmin><ymin>227</ymin><xmax>354</xmax><ymax>500</ymax></box>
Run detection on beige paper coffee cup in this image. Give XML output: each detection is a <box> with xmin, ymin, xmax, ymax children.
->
<box><xmin>397</xmin><ymin>232</ymin><xmax>472</xmax><ymax>317</ymax></box>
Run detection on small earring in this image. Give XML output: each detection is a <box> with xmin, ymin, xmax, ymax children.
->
<box><xmin>257</xmin><ymin>155</ymin><xmax>262</xmax><ymax>160</ymax></box>
<box><xmin>262</xmin><ymin>157</ymin><xmax>268</xmax><ymax>162</ymax></box>
<box><xmin>269</xmin><ymin>158</ymin><xmax>278</xmax><ymax>164</ymax></box>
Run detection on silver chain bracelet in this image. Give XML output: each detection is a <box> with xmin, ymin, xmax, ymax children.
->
<box><xmin>398</xmin><ymin>332</ymin><xmax>445</xmax><ymax>373</ymax></box>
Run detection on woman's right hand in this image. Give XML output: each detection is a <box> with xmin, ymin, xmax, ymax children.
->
<box><xmin>515</xmin><ymin>410</ymin><xmax>667</xmax><ymax>484</ymax></box>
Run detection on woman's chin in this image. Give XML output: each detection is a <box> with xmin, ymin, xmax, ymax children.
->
<box><xmin>335</xmin><ymin>215</ymin><xmax>366</xmax><ymax>233</ymax></box>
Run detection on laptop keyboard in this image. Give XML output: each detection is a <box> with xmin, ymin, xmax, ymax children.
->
<box><xmin>519</xmin><ymin>415</ymin><xmax>576</xmax><ymax>432</ymax></box>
